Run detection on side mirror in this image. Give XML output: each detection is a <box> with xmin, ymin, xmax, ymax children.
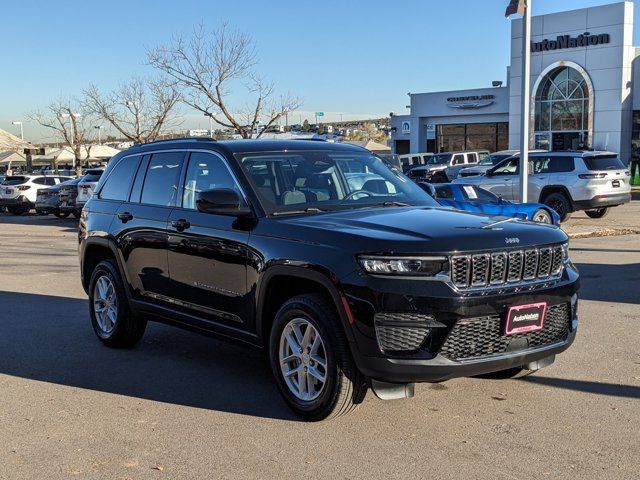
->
<box><xmin>196</xmin><ymin>188</ymin><xmax>252</xmax><ymax>217</ymax></box>
<box><xmin>485</xmin><ymin>169</ymin><xmax>494</xmax><ymax>177</ymax></box>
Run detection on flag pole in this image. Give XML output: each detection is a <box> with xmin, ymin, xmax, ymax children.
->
<box><xmin>519</xmin><ymin>0</ymin><xmax>531</xmax><ymax>203</ymax></box>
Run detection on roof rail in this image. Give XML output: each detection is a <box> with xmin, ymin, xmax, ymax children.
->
<box><xmin>295</xmin><ymin>138</ymin><xmax>327</xmax><ymax>142</ymax></box>
<box><xmin>133</xmin><ymin>137</ymin><xmax>218</xmax><ymax>148</ymax></box>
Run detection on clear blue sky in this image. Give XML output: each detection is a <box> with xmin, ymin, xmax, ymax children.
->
<box><xmin>0</xmin><ymin>0</ymin><xmax>635</xmax><ymax>141</ymax></box>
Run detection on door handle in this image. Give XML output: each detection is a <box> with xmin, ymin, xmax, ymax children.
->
<box><xmin>117</xmin><ymin>212</ymin><xmax>133</xmax><ymax>223</ymax></box>
<box><xmin>171</xmin><ymin>219</ymin><xmax>191</xmax><ymax>231</ymax></box>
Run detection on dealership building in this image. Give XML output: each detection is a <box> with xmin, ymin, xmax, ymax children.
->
<box><xmin>391</xmin><ymin>1</ymin><xmax>639</xmax><ymax>163</ymax></box>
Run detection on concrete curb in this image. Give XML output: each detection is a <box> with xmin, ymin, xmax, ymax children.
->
<box><xmin>567</xmin><ymin>228</ymin><xmax>640</xmax><ymax>239</ymax></box>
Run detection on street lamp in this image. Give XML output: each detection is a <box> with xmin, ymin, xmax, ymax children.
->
<box><xmin>94</xmin><ymin>125</ymin><xmax>104</xmax><ymax>145</ymax></box>
<box><xmin>12</xmin><ymin>121</ymin><xmax>24</xmax><ymax>140</ymax></box>
<box><xmin>203</xmin><ymin>111</ymin><xmax>218</xmax><ymax>138</ymax></box>
<box><xmin>60</xmin><ymin>113</ymin><xmax>82</xmax><ymax>168</ymax></box>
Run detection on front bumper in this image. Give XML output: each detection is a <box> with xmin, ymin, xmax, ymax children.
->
<box><xmin>341</xmin><ymin>265</ymin><xmax>580</xmax><ymax>383</ymax></box>
<box><xmin>573</xmin><ymin>192</ymin><xmax>631</xmax><ymax>210</ymax></box>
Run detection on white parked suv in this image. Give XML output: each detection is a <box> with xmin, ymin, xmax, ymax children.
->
<box><xmin>0</xmin><ymin>174</ymin><xmax>72</xmax><ymax>215</ymax></box>
<box><xmin>75</xmin><ymin>169</ymin><xmax>104</xmax><ymax>212</ymax></box>
<box><xmin>452</xmin><ymin>151</ymin><xmax>631</xmax><ymax>221</ymax></box>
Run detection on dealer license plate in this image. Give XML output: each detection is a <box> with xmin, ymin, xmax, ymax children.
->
<box><xmin>505</xmin><ymin>302</ymin><xmax>546</xmax><ymax>335</ymax></box>
<box><xmin>612</xmin><ymin>180</ymin><xmax>620</xmax><ymax>188</ymax></box>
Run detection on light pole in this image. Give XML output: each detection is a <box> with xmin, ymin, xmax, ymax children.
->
<box><xmin>283</xmin><ymin>108</ymin><xmax>290</xmax><ymax>130</ymax></box>
<box><xmin>203</xmin><ymin>111</ymin><xmax>217</xmax><ymax>138</ymax></box>
<box><xmin>12</xmin><ymin>121</ymin><xmax>24</xmax><ymax>140</ymax></box>
<box><xmin>94</xmin><ymin>125</ymin><xmax>104</xmax><ymax>145</ymax></box>
<box><xmin>60</xmin><ymin>113</ymin><xmax>82</xmax><ymax>168</ymax></box>
<box><xmin>506</xmin><ymin>0</ymin><xmax>531</xmax><ymax>203</ymax></box>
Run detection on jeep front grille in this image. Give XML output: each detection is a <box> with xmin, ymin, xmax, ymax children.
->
<box><xmin>450</xmin><ymin>244</ymin><xmax>565</xmax><ymax>290</ymax></box>
<box><xmin>439</xmin><ymin>303</ymin><xmax>571</xmax><ymax>361</ymax></box>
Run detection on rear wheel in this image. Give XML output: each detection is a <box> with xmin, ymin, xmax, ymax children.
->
<box><xmin>531</xmin><ymin>208</ymin><xmax>552</xmax><ymax>224</ymax></box>
<box><xmin>8</xmin><ymin>206</ymin><xmax>29</xmax><ymax>215</ymax></box>
<box><xmin>585</xmin><ymin>207</ymin><xmax>609</xmax><ymax>219</ymax></box>
<box><xmin>88</xmin><ymin>259</ymin><xmax>147</xmax><ymax>348</ymax></box>
<box><xmin>269</xmin><ymin>294</ymin><xmax>367</xmax><ymax>421</ymax></box>
<box><xmin>543</xmin><ymin>192</ymin><xmax>571</xmax><ymax>222</ymax></box>
<box><xmin>54</xmin><ymin>211</ymin><xmax>70</xmax><ymax>219</ymax></box>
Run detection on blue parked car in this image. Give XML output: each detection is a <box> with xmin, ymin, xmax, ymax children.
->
<box><xmin>419</xmin><ymin>182</ymin><xmax>561</xmax><ymax>225</ymax></box>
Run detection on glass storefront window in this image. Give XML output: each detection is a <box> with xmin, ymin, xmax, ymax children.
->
<box><xmin>436</xmin><ymin>122</ymin><xmax>508</xmax><ymax>153</ymax></box>
<box><xmin>534</xmin><ymin>66</ymin><xmax>590</xmax><ymax>150</ymax></box>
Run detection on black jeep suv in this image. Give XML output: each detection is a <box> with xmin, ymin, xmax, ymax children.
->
<box><xmin>79</xmin><ymin>138</ymin><xmax>579</xmax><ymax>420</ymax></box>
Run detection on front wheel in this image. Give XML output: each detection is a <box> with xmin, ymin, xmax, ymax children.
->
<box><xmin>8</xmin><ymin>206</ymin><xmax>29</xmax><ymax>215</ymax></box>
<box><xmin>585</xmin><ymin>207</ymin><xmax>609</xmax><ymax>219</ymax></box>
<box><xmin>88</xmin><ymin>259</ymin><xmax>147</xmax><ymax>348</ymax></box>
<box><xmin>431</xmin><ymin>172</ymin><xmax>448</xmax><ymax>183</ymax></box>
<box><xmin>269</xmin><ymin>294</ymin><xmax>367</xmax><ymax>421</ymax></box>
<box><xmin>543</xmin><ymin>192</ymin><xmax>571</xmax><ymax>223</ymax></box>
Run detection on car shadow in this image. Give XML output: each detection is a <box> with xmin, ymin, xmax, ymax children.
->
<box><xmin>573</xmin><ymin>262</ymin><xmax>640</xmax><ymax>305</ymax></box>
<box><xmin>522</xmin><ymin>376</ymin><xmax>640</xmax><ymax>399</ymax></box>
<box><xmin>0</xmin><ymin>212</ymin><xmax>78</xmax><ymax>232</ymax></box>
<box><xmin>0</xmin><ymin>290</ymin><xmax>297</xmax><ymax>421</ymax></box>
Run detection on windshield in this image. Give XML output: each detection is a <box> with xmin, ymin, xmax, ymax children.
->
<box><xmin>457</xmin><ymin>185</ymin><xmax>499</xmax><ymax>202</ymax></box>
<box><xmin>427</xmin><ymin>153</ymin><xmax>452</xmax><ymax>165</ymax></box>
<box><xmin>479</xmin><ymin>153</ymin><xmax>510</xmax><ymax>166</ymax></box>
<box><xmin>237</xmin><ymin>150</ymin><xmax>439</xmax><ymax>214</ymax></box>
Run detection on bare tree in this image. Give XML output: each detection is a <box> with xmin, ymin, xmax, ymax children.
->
<box><xmin>147</xmin><ymin>23</ymin><xmax>302</xmax><ymax>138</ymax></box>
<box><xmin>30</xmin><ymin>98</ymin><xmax>94</xmax><ymax>170</ymax></box>
<box><xmin>84</xmin><ymin>77</ymin><xmax>180</xmax><ymax>144</ymax></box>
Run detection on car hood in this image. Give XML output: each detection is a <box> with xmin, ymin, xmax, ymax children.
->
<box><xmin>278</xmin><ymin>206</ymin><xmax>566</xmax><ymax>254</ymax></box>
<box><xmin>460</xmin><ymin>165</ymin><xmax>492</xmax><ymax>174</ymax></box>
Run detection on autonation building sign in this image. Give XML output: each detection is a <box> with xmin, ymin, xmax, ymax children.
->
<box><xmin>531</xmin><ymin>32</ymin><xmax>611</xmax><ymax>52</ymax></box>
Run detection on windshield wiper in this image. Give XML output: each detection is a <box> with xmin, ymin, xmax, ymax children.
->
<box><xmin>271</xmin><ymin>207</ymin><xmax>326</xmax><ymax>216</ymax></box>
<box><xmin>379</xmin><ymin>201</ymin><xmax>411</xmax><ymax>207</ymax></box>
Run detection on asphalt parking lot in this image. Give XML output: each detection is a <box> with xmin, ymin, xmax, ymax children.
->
<box><xmin>0</xmin><ymin>212</ymin><xmax>638</xmax><ymax>480</ymax></box>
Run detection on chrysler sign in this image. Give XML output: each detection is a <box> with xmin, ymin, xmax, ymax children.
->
<box><xmin>446</xmin><ymin>95</ymin><xmax>495</xmax><ymax>109</ymax></box>
<box><xmin>531</xmin><ymin>32</ymin><xmax>610</xmax><ymax>53</ymax></box>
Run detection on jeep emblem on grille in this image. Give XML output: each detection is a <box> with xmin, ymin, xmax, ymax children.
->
<box><xmin>505</xmin><ymin>237</ymin><xmax>520</xmax><ymax>244</ymax></box>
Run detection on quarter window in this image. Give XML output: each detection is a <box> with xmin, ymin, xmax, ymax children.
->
<box><xmin>100</xmin><ymin>156</ymin><xmax>141</xmax><ymax>201</ymax></box>
<box><xmin>140</xmin><ymin>152</ymin><xmax>184</xmax><ymax>207</ymax></box>
<box><xmin>181</xmin><ymin>152</ymin><xmax>244</xmax><ymax>210</ymax></box>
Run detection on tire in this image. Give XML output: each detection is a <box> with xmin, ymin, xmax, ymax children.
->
<box><xmin>88</xmin><ymin>259</ymin><xmax>147</xmax><ymax>348</ymax></box>
<box><xmin>269</xmin><ymin>293</ymin><xmax>367</xmax><ymax>421</ymax></box>
<box><xmin>8</xmin><ymin>206</ymin><xmax>28</xmax><ymax>215</ymax></box>
<box><xmin>475</xmin><ymin>367</ymin><xmax>536</xmax><ymax>379</ymax></box>
<box><xmin>54</xmin><ymin>211</ymin><xmax>70</xmax><ymax>219</ymax></box>
<box><xmin>585</xmin><ymin>207</ymin><xmax>609</xmax><ymax>219</ymax></box>
<box><xmin>36</xmin><ymin>209</ymin><xmax>48</xmax><ymax>216</ymax></box>
<box><xmin>432</xmin><ymin>172</ymin><xmax>448</xmax><ymax>183</ymax></box>
<box><xmin>542</xmin><ymin>192</ymin><xmax>571</xmax><ymax>223</ymax></box>
<box><xmin>531</xmin><ymin>208</ymin><xmax>552</xmax><ymax>224</ymax></box>
<box><xmin>72</xmin><ymin>210</ymin><xmax>81</xmax><ymax>219</ymax></box>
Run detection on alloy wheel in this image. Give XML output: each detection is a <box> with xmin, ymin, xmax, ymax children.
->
<box><xmin>93</xmin><ymin>275</ymin><xmax>118</xmax><ymax>334</ymax></box>
<box><xmin>533</xmin><ymin>210</ymin><xmax>552</xmax><ymax>223</ymax></box>
<box><xmin>279</xmin><ymin>317</ymin><xmax>328</xmax><ymax>401</ymax></box>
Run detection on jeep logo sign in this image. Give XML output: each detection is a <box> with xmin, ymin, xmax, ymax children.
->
<box><xmin>531</xmin><ymin>32</ymin><xmax>610</xmax><ymax>53</ymax></box>
<box><xmin>401</xmin><ymin>121</ymin><xmax>410</xmax><ymax>134</ymax></box>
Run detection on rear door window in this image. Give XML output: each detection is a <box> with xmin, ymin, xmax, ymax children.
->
<box><xmin>582</xmin><ymin>155</ymin><xmax>625</xmax><ymax>171</ymax></box>
<box><xmin>466</xmin><ymin>153</ymin><xmax>478</xmax><ymax>164</ymax></box>
<box><xmin>99</xmin><ymin>156</ymin><xmax>141</xmax><ymax>201</ymax></box>
<box><xmin>140</xmin><ymin>151</ymin><xmax>185</xmax><ymax>206</ymax></box>
<box><xmin>32</xmin><ymin>177</ymin><xmax>48</xmax><ymax>185</ymax></box>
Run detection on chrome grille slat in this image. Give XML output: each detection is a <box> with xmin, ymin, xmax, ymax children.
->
<box><xmin>450</xmin><ymin>244</ymin><xmax>566</xmax><ymax>291</ymax></box>
<box><xmin>523</xmin><ymin>249</ymin><xmax>538</xmax><ymax>280</ymax></box>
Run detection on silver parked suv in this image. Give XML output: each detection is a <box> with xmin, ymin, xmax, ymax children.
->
<box><xmin>452</xmin><ymin>151</ymin><xmax>631</xmax><ymax>222</ymax></box>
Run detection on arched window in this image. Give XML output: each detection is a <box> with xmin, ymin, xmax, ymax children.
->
<box><xmin>534</xmin><ymin>66</ymin><xmax>590</xmax><ymax>150</ymax></box>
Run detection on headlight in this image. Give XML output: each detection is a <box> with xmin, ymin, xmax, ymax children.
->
<box><xmin>562</xmin><ymin>243</ymin><xmax>570</xmax><ymax>264</ymax></box>
<box><xmin>358</xmin><ymin>256</ymin><xmax>448</xmax><ymax>276</ymax></box>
